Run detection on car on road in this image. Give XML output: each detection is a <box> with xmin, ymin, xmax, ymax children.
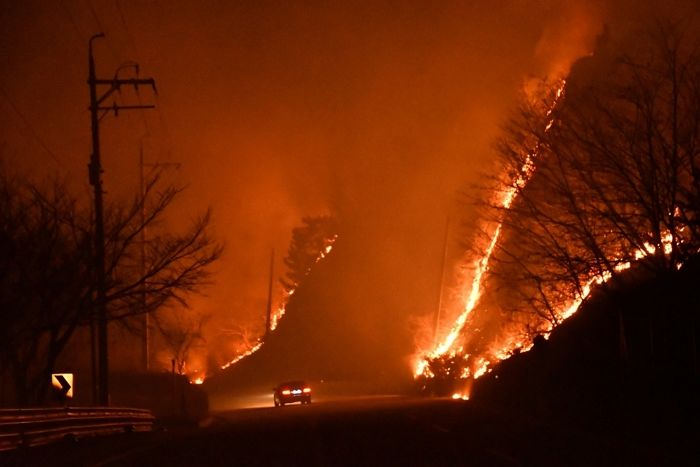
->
<box><xmin>273</xmin><ymin>381</ymin><xmax>312</xmax><ymax>407</ymax></box>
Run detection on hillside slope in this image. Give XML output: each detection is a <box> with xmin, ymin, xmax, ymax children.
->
<box><xmin>205</xmin><ymin>237</ymin><xmax>415</xmax><ymax>401</ymax></box>
<box><xmin>472</xmin><ymin>259</ymin><xmax>700</xmax><ymax>430</ymax></box>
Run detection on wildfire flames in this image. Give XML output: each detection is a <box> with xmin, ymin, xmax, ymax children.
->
<box><xmin>416</xmin><ymin>62</ymin><xmax>688</xmax><ymax>390</ymax></box>
<box><xmin>218</xmin><ymin>235</ymin><xmax>338</xmax><ymax>372</ymax></box>
<box><xmin>220</xmin><ymin>340</ymin><xmax>264</xmax><ymax>371</ymax></box>
<box><xmin>270</xmin><ymin>237</ymin><xmax>338</xmax><ymax>331</ymax></box>
<box><xmin>415</xmin><ymin>81</ymin><xmax>567</xmax><ymax>381</ymax></box>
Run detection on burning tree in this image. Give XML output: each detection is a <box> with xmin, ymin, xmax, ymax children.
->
<box><xmin>282</xmin><ymin>215</ymin><xmax>338</xmax><ymax>291</ymax></box>
<box><xmin>415</xmin><ymin>353</ymin><xmax>470</xmax><ymax>396</ymax></box>
<box><xmin>0</xmin><ymin>166</ymin><xmax>222</xmax><ymax>406</ymax></box>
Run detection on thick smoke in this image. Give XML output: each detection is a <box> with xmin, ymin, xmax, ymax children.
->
<box><xmin>5</xmin><ymin>1</ymin><xmax>689</xmax><ymax>382</ymax></box>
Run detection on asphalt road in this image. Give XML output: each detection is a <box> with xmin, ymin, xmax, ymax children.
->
<box><xmin>1</xmin><ymin>396</ymin><xmax>692</xmax><ymax>466</ymax></box>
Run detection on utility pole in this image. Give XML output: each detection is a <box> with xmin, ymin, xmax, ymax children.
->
<box><xmin>139</xmin><ymin>145</ymin><xmax>179</xmax><ymax>371</ymax></box>
<box><xmin>265</xmin><ymin>249</ymin><xmax>275</xmax><ymax>337</ymax></box>
<box><xmin>88</xmin><ymin>34</ymin><xmax>156</xmax><ymax>405</ymax></box>
<box><xmin>433</xmin><ymin>216</ymin><xmax>450</xmax><ymax>348</ymax></box>
<box><xmin>139</xmin><ymin>144</ymin><xmax>148</xmax><ymax>371</ymax></box>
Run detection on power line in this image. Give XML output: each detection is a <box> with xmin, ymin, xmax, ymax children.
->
<box><xmin>114</xmin><ymin>0</ymin><xmax>140</xmax><ymax>59</ymax></box>
<box><xmin>86</xmin><ymin>0</ymin><xmax>120</xmax><ymax>61</ymax></box>
<box><xmin>112</xmin><ymin>0</ymin><xmax>154</xmax><ymax>137</ymax></box>
<box><xmin>116</xmin><ymin>0</ymin><xmax>176</xmax><ymax>163</ymax></box>
<box><xmin>58</xmin><ymin>0</ymin><xmax>86</xmax><ymax>44</ymax></box>
<box><xmin>0</xmin><ymin>85</ymin><xmax>63</xmax><ymax>167</ymax></box>
<box><xmin>86</xmin><ymin>0</ymin><xmax>106</xmax><ymax>34</ymax></box>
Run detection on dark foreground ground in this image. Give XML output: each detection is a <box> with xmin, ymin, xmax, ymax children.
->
<box><xmin>2</xmin><ymin>396</ymin><xmax>696</xmax><ymax>466</ymax></box>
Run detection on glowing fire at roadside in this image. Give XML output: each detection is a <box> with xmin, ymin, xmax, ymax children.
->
<box><xmin>221</xmin><ymin>340</ymin><xmax>264</xmax><ymax>370</ymax></box>
<box><xmin>415</xmin><ymin>81</ymin><xmax>567</xmax><ymax>378</ymax></box>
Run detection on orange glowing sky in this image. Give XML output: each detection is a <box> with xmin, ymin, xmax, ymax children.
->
<box><xmin>3</xmin><ymin>1</ymin><xmax>690</xmax><ymax>373</ymax></box>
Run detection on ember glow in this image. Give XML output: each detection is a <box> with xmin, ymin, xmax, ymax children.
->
<box><xmin>557</xmin><ymin>231</ymin><xmax>680</xmax><ymax>324</ymax></box>
<box><xmin>220</xmin><ymin>340</ymin><xmax>264</xmax><ymax>371</ymax></box>
<box><xmin>415</xmin><ymin>81</ymin><xmax>567</xmax><ymax>378</ymax></box>
<box><xmin>415</xmin><ymin>69</ymin><xmax>688</xmax><ymax>384</ymax></box>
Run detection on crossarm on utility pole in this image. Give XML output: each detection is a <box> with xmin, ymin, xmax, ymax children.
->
<box><xmin>95</xmin><ymin>79</ymin><xmax>157</xmax><ymax>106</ymax></box>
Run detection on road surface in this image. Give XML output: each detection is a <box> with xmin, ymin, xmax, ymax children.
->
<box><xmin>0</xmin><ymin>396</ymin><xmax>689</xmax><ymax>466</ymax></box>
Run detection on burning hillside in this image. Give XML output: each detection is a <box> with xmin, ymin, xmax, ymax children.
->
<box><xmin>414</xmin><ymin>78</ymin><xmax>567</xmax><ymax>387</ymax></box>
<box><xmin>415</xmin><ymin>19</ymin><xmax>700</xmax><ymax>395</ymax></box>
<box><xmin>218</xmin><ymin>216</ymin><xmax>338</xmax><ymax>374</ymax></box>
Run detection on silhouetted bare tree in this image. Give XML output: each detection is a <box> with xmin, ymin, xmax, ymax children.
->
<box><xmin>156</xmin><ymin>309</ymin><xmax>209</xmax><ymax>375</ymax></box>
<box><xmin>104</xmin><ymin>174</ymin><xmax>222</xmax><ymax>320</ymax></box>
<box><xmin>0</xmin><ymin>171</ymin><xmax>92</xmax><ymax>405</ymax></box>
<box><xmin>0</xmin><ymin>167</ymin><xmax>222</xmax><ymax>406</ymax></box>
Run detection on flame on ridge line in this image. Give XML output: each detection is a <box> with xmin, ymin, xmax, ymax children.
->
<box><xmin>449</xmin><ymin>229</ymin><xmax>676</xmax><ymax>384</ymax></box>
<box><xmin>416</xmin><ymin>77</ymin><xmax>680</xmax><ymax>381</ymax></box>
<box><xmin>415</xmin><ymin>81</ymin><xmax>567</xmax><ymax>378</ymax></box>
<box><xmin>270</xmin><ymin>236</ymin><xmax>337</xmax><ymax>331</ymax></box>
<box><xmin>219</xmin><ymin>235</ymin><xmax>338</xmax><ymax>371</ymax></box>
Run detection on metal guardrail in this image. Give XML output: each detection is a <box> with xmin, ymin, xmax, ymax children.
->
<box><xmin>0</xmin><ymin>407</ymin><xmax>155</xmax><ymax>451</ymax></box>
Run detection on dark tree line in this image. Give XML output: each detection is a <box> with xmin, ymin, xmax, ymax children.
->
<box><xmin>0</xmin><ymin>166</ymin><xmax>222</xmax><ymax>406</ymax></box>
